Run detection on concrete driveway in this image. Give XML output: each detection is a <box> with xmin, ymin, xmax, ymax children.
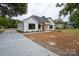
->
<box><xmin>0</xmin><ymin>29</ymin><xmax>57</xmax><ymax>56</ymax></box>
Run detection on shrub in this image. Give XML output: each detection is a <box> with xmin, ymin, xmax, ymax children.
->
<box><xmin>16</xmin><ymin>30</ymin><xmax>24</xmax><ymax>33</ymax></box>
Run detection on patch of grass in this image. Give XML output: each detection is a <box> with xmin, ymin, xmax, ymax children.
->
<box><xmin>60</xmin><ymin>29</ymin><xmax>79</xmax><ymax>34</ymax></box>
<box><xmin>55</xmin><ymin>29</ymin><xmax>62</xmax><ymax>32</ymax></box>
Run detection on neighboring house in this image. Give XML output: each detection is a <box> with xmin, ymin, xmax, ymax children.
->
<box><xmin>18</xmin><ymin>15</ymin><xmax>55</xmax><ymax>32</ymax></box>
<box><xmin>67</xmin><ymin>22</ymin><xmax>75</xmax><ymax>28</ymax></box>
<box><xmin>54</xmin><ymin>18</ymin><xmax>64</xmax><ymax>29</ymax></box>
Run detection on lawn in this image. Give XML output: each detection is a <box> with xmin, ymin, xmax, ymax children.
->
<box><xmin>23</xmin><ymin>29</ymin><xmax>79</xmax><ymax>56</ymax></box>
<box><xmin>60</xmin><ymin>29</ymin><xmax>79</xmax><ymax>35</ymax></box>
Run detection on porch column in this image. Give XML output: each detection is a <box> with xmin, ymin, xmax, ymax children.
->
<box><xmin>53</xmin><ymin>24</ymin><xmax>55</xmax><ymax>30</ymax></box>
<box><xmin>41</xmin><ymin>24</ymin><xmax>43</xmax><ymax>31</ymax></box>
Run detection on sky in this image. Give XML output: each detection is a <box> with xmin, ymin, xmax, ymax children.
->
<box><xmin>12</xmin><ymin>3</ymin><xmax>69</xmax><ymax>21</ymax></box>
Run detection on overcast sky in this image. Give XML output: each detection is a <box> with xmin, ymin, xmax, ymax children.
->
<box><xmin>13</xmin><ymin>3</ymin><xmax>69</xmax><ymax>21</ymax></box>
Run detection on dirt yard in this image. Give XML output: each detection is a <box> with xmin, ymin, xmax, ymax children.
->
<box><xmin>23</xmin><ymin>31</ymin><xmax>79</xmax><ymax>56</ymax></box>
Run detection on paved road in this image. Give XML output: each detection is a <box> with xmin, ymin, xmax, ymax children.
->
<box><xmin>0</xmin><ymin>29</ymin><xmax>57</xmax><ymax>56</ymax></box>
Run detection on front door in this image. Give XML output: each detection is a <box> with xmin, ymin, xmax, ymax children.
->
<box><xmin>44</xmin><ymin>24</ymin><xmax>49</xmax><ymax>31</ymax></box>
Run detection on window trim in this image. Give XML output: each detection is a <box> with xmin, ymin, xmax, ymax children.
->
<box><xmin>50</xmin><ymin>25</ymin><xmax>53</xmax><ymax>29</ymax></box>
<box><xmin>28</xmin><ymin>23</ymin><xmax>35</xmax><ymax>30</ymax></box>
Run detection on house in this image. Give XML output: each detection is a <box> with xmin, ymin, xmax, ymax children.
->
<box><xmin>67</xmin><ymin>21</ymin><xmax>75</xmax><ymax>28</ymax></box>
<box><xmin>54</xmin><ymin>18</ymin><xmax>65</xmax><ymax>29</ymax></box>
<box><xmin>18</xmin><ymin>15</ymin><xmax>55</xmax><ymax>32</ymax></box>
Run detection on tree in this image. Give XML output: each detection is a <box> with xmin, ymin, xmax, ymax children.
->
<box><xmin>56</xmin><ymin>3</ymin><xmax>79</xmax><ymax>28</ymax></box>
<box><xmin>0</xmin><ymin>16</ymin><xmax>22</xmax><ymax>28</ymax></box>
<box><xmin>0</xmin><ymin>3</ymin><xmax>27</xmax><ymax>17</ymax></box>
<box><xmin>0</xmin><ymin>16</ymin><xmax>9</xmax><ymax>28</ymax></box>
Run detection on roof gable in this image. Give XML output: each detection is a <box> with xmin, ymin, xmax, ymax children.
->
<box><xmin>47</xmin><ymin>18</ymin><xmax>55</xmax><ymax>24</ymax></box>
<box><xmin>23</xmin><ymin>15</ymin><xmax>55</xmax><ymax>24</ymax></box>
<box><xmin>32</xmin><ymin>15</ymin><xmax>41</xmax><ymax>23</ymax></box>
<box><xmin>23</xmin><ymin>15</ymin><xmax>39</xmax><ymax>23</ymax></box>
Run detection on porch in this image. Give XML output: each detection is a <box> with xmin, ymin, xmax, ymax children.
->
<box><xmin>38</xmin><ymin>23</ymin><xmax>55</xmax><ymax>31</ymax></box>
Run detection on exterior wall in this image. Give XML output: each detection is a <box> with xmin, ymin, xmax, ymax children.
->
<box><xmin>49</xmin><ymin>24</ymin><xmax>55</xmax><ymax>30</ymax></box>
<box><xmin>38</xmin><ymin>24</ymin><xmax>43</xmax><ymax>31</ymax></box>
<box><xmin>23</xmin><ymin>18</ymin><xmax>39</xmax><ymax>32</ymax></box>
<box><xmin>17</xmin><ymin>23</ymin><xmax>24</xmax><ymax>31</ymax></box>
<box><xmin>44</xmin><ymin>22</ymin><xmax>50</xmax><ymax>31</ymax></box>
<box><xmin>48</xmin><ymin>19</ymin><xmax>55</xmax><ymax>30</ymax></box>
<box><xmin>45</xmin><ymin>24</ymin><xmax>49</xmax><ymax>31</ymax></box>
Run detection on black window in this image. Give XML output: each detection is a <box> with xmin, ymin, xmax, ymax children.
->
<box><xmin>50</xmin><ymin>25</ymin><xmax>53</xmax><ymax>29</ymax></box>
<box><xmin>29</xmin><ymin>24</ymin><xmax>35</xmax><ymax>30</ymax></box>
<box><xmin>38</xmin><ymin>24</ymin><xmax>41</xmax><ymax>29</ymax></box>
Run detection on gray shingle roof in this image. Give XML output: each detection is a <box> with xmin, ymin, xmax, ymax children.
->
<box><xmin>24</xmin><ymin>15</ymin><xmax>54</xmax><ymax>23</ymax></box>
<box><xmin>32</xmin><ymin>15</ymin><xmax>48</xmax><ymax>23</ymax></box>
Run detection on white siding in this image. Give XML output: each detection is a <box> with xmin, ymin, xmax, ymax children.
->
<box><xmin>23</xmin><ymin>18</ymin><xmax>38</xmax><ymax>32</ymax></box>
<box><xmin>48</xmin><ymin>19</ymin><xmax>55</xmax><ymax>30</ymax></box>
<box><xmin>17</xmin><ymin>23</ymin><xmax>24</xmax><ymax>31</ymax></box>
